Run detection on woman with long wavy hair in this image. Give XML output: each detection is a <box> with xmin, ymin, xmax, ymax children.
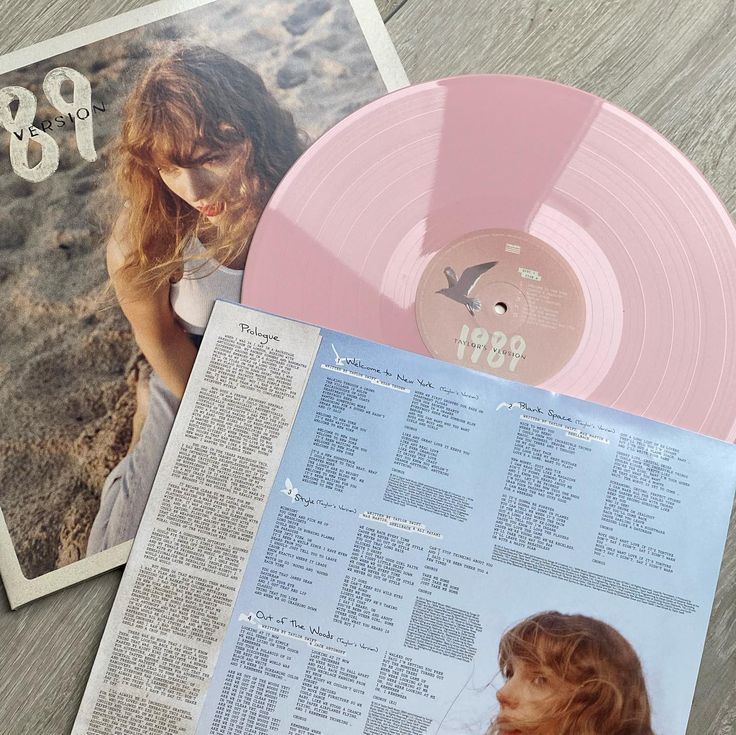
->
<box><xmin>87</xmin><ymin>44</ymin><xmax>305</xmax><ymax>553</ymax></box>
<box><xmin>487</xmin><ymin>611</ymin><xmax>655</xmax><ymax>735</ymax></box>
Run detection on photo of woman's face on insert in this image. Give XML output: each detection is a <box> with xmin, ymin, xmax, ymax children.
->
<box><xmin>486</xmin><ymin>611</ymin><xmax>655</xmax><ymax>735</ymax></box>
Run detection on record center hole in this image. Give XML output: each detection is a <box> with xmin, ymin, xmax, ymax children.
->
<box><xmin>494</xmin><ymin>302</ymin><xmax>508</xmax><ymax>315</ymax></box>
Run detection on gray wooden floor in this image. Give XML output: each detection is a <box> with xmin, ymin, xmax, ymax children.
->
<box><xmin>1</xmin><ymin>1</ymin><xmax>735</xmax><ymax>733</ymax></box>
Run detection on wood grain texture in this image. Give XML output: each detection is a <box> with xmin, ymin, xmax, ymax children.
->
<box><xmin>0</xmin><ymin>1</ymin><xmax>735</xmax><ymax>734</ymax></box>
<box><xmin>0</xmin><ymin>573</ymin><xmax>121</xmax><ymax>735</ymax></box>
<box><xmin>386</xmin><ymin>0</ymin><xmax>736</xmax><ymax>214</ymax></box>
<box><xmin>375</xmin><ymin>0</ymin><xmax>406</xmax><ymax>21</ymax></box>
<box><xmin>0</xmin><ymin>0</ymin><xmax>137</xmax><ymax>56</ymax></box>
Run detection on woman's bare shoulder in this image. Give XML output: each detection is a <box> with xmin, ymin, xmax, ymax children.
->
<box><xmin>106</xmin><ymin>207</ymin><xmax>135</xmax><ymax>276</ymax></box>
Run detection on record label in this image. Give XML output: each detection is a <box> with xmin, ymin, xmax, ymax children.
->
<box><xmin>415</xmin><ymin>229</ymin><xmax>586</xmax><ymax>384</ymax></box>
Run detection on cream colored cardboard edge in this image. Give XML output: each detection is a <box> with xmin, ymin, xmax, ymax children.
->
<box><xmin>0</xmin><ymin>510</ymin><xmax>131</xmax><ymax>609</ymax></box>
<box><xmin>350</xmin><ymin>0</ymin><xmax>409</xmax><ymax>90</ymax></box>
<box><xmin>0</xmin><ymin>0</ymin><xmax>409</xmax><ymax>88</ymax></box>
<box><xmin>0</xmin><ymin>0</ymin><xmax>215</xmax><ymax>75</ymax></box>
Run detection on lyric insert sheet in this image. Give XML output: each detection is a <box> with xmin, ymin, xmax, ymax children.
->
<box><xmin>76</xmin><ymin>301</ymin><xmax>736</xmax><ymax>735</ymax></box>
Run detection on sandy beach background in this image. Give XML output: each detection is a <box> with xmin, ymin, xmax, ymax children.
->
<box><xmin>0</xmin><ymin>0</ymin><xmax>386</xmax><ymax>579</ymax></box>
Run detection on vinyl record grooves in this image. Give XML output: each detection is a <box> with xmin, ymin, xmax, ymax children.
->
<box><xmin>243</xmin><ymin>75</ymin><xmax>736</xmax><ymax>441</ymax></box>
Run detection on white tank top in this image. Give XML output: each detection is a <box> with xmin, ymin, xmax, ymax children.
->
<box><xmin>169</xmin><ymin>238</ymin><xmax>244</xmax><ymax>335</ymax></box>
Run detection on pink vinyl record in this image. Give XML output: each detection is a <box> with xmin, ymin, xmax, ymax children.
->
<box><xmin>243</xmin><ymin>75</ymin><xmax>736</xmax><ymax>441</ymax></box>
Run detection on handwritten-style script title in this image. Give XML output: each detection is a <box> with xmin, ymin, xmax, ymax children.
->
<box><xmin>0</xmin><ymin>67</ymin><xmax>105</xmax><ymax>182</ymax></box>
<box><xmin>239</xmin><ymin>322</ymin><xmax>280</xmax><ymax>346</ymax></box>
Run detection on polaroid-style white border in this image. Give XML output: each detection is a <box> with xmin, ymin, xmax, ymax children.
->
<box><xmin>0</xmin><ymin>0</ymin><xmax>407</xmax><ymax>608</ymax></box>
<box><xmin>0</xmin><ymin>0</ymin><xmax>214</xmax><ymax>75</ymax></box>
<box><xmin>0</xmin><ymin>514</ymin><xmax>132</xmax><ymax>609</ymax></box>
<box><xmin>350</xmin><ymin>0</ymin><xmax>409</xmax><ymax>90</ymax></box>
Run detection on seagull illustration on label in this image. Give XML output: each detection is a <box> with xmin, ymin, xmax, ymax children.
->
<box><xmin>437</xmin><ymin>261</ymin><xmax>498</xmax><ymax>315</ymax></box>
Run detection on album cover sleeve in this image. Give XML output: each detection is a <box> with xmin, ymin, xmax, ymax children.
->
<box><xmin>74</xmin><ymin>300</ymin><xmax>736</xmax><ymax>735</ymax></box>
<box><xmin>0</xmin><ymin>0</ymin><xmax>408</xmax><ymax>609</ymax></box>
